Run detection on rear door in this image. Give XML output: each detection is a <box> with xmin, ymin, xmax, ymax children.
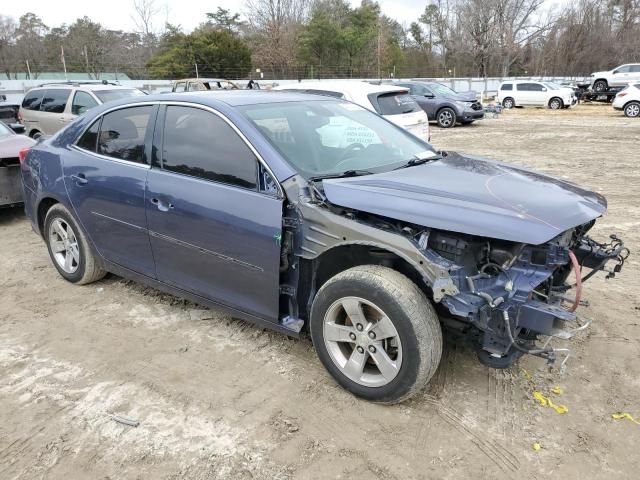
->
<box><xmin>610</xmin><ymin>65</ymin><xmax>631</xmax><ymax>86</ymax></box>
<box><xmin>146</xmin><ymin>104</ymin><xmax>283</xmax><ymax>321</ymax></box>
<box><xmin>39</xmin><ymin>88</ymin><xmax>72</xmax><ymax>135</ymax></box>
<box><xmin>64</xmin><ymin>104</ymin><xmax>157</xmax><ymax>277</ymax></box>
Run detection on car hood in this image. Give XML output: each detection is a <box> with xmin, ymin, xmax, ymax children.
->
<box><xmin>321</xmin><ymin>152</ymin><xmax>607</xmax><ymax>245</ymax></box>
<box><xmin>590</xmin><ymin>71</ymin><xmax>609</xmax><ymax>77</ymax></box>
<box><xmin>0</xmin><ymin>134</ymin><xmax>36</xmax><ymax>158</ymax></box>
<box><xmin>449</xmin><ymin>91</ymin><xmax>477</xmax><ymax>102</ymax></box>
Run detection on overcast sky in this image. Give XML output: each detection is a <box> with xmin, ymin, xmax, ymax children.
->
<box><xmin>2</xmin><ymin>0</ymin><xmax>428</xmax><ymax>32</ymax></box>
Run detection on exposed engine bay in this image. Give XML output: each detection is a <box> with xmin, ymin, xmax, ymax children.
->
<box><xmin>426</xmin><ymin>224</ymin><xmax>628</xmax><ymax>368</ymax></box>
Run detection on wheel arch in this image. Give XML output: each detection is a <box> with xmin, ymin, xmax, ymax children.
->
<box><xmin>36</xmin><ymin>196</ymin><xmax>60</xmax><ymax>237</ymax></box>
<box><xmin>298</xmin><ymin>243</ymin><xmax>433</xmax><ymax>323</ymax></box>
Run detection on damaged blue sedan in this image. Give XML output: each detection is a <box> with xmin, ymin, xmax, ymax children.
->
<box><xmin>20</xmin><ymin>91</ymin><xmax>628</xmax><ymax>403</ymax></box>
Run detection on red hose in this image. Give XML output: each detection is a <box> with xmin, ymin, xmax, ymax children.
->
<box><xmin>567</xmin><ymin>250</ymin><xmax>582</xmax><ymax>312</ymax></box>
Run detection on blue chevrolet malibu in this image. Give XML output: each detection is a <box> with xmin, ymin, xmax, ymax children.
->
<box><xmin>20</xmin><ymin>91</ymin><xmax>627</xmax><ymax>403</ymax></box>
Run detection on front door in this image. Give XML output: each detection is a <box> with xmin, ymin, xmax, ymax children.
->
<box><xmin>63</xmin><ymin>105</ymin><xmax>157</xmax><ymax>277</ymax></box>
<box><xmin>146</xmin><ymin>104</ymin><xmax>283</xmax><ymax>321</ymax></box>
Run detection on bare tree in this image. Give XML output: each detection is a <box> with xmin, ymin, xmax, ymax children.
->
<box><xmin>131</xmin><ymin>0</ymin><xmax>160</xmax><ymax>37</ymax></box>
<box><xmin>244</xmin><ymin>0</ymin><xmax>311</xmax><ymax>76</ymax></box>
<box><xmin>493</xmin><ymin>0</ymin><xmax>550</xmax><ymax>75</ymax></box>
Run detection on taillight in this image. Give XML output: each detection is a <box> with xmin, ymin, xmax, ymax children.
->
<box><xmin>17</xmin><ymin>110</ymin><xmax>23</xmax><ymax>122</ymax></box>
<box><xmin>18</xmin><ymin>147</ymin><xmax>30</xmax><ymax>164</ymax></box>
<box><xmin>618</xmin><ymin>92</ymin><xmax>627</xmax><ymax>97</ymax></box>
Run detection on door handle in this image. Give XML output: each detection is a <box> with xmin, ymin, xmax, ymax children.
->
<box><xmin>70</xmin><ymin>173</ymin><xmax>88</xmax><ymax>185</ymax></box>
<box><xmin>151</xmin><ymin>197</ymin><xmax>174</xmax><ymax>212</ymax></box>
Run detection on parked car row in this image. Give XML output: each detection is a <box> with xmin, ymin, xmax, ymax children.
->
<box><xmin>17</xmin><ymin>90</ymin><xmax>628</xmax><ymax>403</ymax></box>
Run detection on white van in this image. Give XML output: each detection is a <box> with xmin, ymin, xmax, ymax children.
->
<box><xmin>275</xmin><ymin>81</ymin><xmax>430</xmax><ymax>142</ymax></box>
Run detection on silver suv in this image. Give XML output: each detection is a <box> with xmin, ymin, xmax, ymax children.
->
<box><xmin>19</xmin><ymin>82</ymin><xmax>146</xmax><ymax>138</ymax></box>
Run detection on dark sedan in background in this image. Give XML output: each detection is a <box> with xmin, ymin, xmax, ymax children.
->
<box><xmin>386</xmin><ymin>81</ymin><xmax>484</xmax><ymax>128</ymax></box>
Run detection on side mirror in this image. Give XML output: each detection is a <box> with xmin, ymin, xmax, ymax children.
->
<box><xmin>9</xmin><ymin>123</ymin><xmax>26</xmax><ymax>134</ymax></box>
<box><xmin>541</xmin><ymin>88</ymin><xmax>547</xmax><ymax>92</ymax></box>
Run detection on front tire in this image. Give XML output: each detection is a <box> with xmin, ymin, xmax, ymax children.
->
<box><xmin>549</xmin><ymin>97</ymin><xmax>563</xmax><ymax>110</ymax></box>
<box><xmin>44</xmin><ymin>204</ymin><xmax>106</xmax><ymax>284</ymax></box>
<box><xmin>436</xmin><ymin>107</ymin><xmax>457</xmax><ymax>128</ymax></box>
<box><xmin>310</xmin><ymin>265</ymin><xmax>442</xmax><ymax>403</ymax></box>
<box><xmin>502</xmin><ymin>97</ymin><xmax>515</xmax><ymax>109</ymax></box>
<box><xmin>624</xmin><ymin>101</ymin><xmax>640</xmax><ymax>118</ymax></box>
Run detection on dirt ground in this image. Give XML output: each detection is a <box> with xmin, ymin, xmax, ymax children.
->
<box><xmin>1</xmin><ymin>103</ymin><xmax>639</xmax><ymax>479</ymax></box>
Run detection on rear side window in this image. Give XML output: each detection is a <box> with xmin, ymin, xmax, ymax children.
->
<box><xmin>40</xmin><ymin>89</ymin><xmax>71</xmax><ymax>113</ymax></box>
<box><xmin>501</xmin><ymin>83</ymin><xmax>512</xmax><ymax>91</ymax></box>
<box><xmin>22</xmin><ymin>90</ymin><xmax>44</xmax><ymax>110</ymax></box>
<box><xmin>174</xmin><ymin>82</ymin><xmax>186</xmax><ymax>92</ymax></box>
<box><xmin>98</xmin><ymin>106</ymin><xmax>152</xmax><ymax>164</ymax></box>
<box><xmin>371</xmin><ymin>92</ymin><xmax>421</xmax><ymax>115</ymax></box>
<box><xmin>76</xmin><ymin>118</ymin><xmax>101</xmax><ymax>152</ymax></box>
<box><xmin>631</xmin><ymin>65</ymin><xmax>640</xmax><ymax>73</ymax></box>
<box><xmin>517</xmin><ymin>83</ymin><xmax>543</xmax><ymax>92</ymax></box>
<box><xmin>71</xmin><ymin>91</ymin><xmax>99</xmax><ymax>115</ymax></box>
<box><xmin>161</xmin><ymin>105</ymin><xmax>257</xmax><ymax>190</ymax></box>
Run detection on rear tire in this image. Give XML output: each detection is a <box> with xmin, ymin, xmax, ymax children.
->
<box><xmin>593</xmin><ymin>80</ymin><xmax>607</xmax><ymax>92</ymax></box>
<box><xmin>502</xmin><ymin>97</ymin><xmax>515</xmax><ymax>109</ymax></box>
<box><xmin>436</xmin><ymin>107</ymin><xmax>457</xmax><ymax>128</ymax></box>
<box><xmin>44</xmin><ymin>204</ymin><xmax>106</xmax><ymax>285</ymax></box>
<box><xmin>549</xmin><ymin>97</ymin><xmax>563</xmax><ymax>110</ymax></box>
<box><xmin>310</xmin><ymin>265</ymin><xmax>442</xmax><ymax>404</ymax></box>
<box><xmin>624</xmin><ymin>101</ymin><xmax>640</xmax><ymax>118</ymax></box>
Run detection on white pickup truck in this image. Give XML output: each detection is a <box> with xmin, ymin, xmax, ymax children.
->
<box><xmin>590</xmin><ymin>64</ymin><xmax>640</xmax><ymax>92</ymax></box>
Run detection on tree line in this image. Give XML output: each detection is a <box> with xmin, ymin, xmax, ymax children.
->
<box><xmin>1</xmin><ymin>0</ymin><xmax>639</xmax><ymax>81</ymax></box>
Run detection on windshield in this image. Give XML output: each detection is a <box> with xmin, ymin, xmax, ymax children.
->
<box><xmin>93</xmin><ymin>89</ymin><xmax>146</xmax><ymax>103</ymax></box>
<box><xmin>240</xmin><ymin>100</ymin><xmax>434</xmax><ymax>179</ymax></box>
<box><xmin>426</xmin><ymin>83</ymin><xmax>457</xmax><ymax>96</ymax></box>
<box><xmin>0</xmin><ymin>122</ymin><xmax>11</xmax><ymax>137</ymax></box>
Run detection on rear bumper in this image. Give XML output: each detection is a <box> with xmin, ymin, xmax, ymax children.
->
<box><xmin>0</xmin><ymin>165</ymin><xmax>23</xmax><ymax>207</ymax></box>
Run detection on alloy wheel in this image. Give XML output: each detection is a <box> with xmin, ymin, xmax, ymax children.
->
<box><xmin>438</xmin><ymin>110</ymin><xmax>454</xmax><ymax>127</ymax></box>
<box><xmin>49</xmin><ymin>218</ymin><xmax>80</xmax><ymax>274</ymax></box>
<box><xmin>323</xmin><ymin>296</ymin><xmax>403</xmax><ymax>387</ymax></box>
<box><xmin>625</xmin><ymin>103</ymin><xmax>640</xmax><ymax>118</ymax></box>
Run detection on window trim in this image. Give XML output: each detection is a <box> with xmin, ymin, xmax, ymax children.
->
<box><xmin>71</xmin><ymin>100</ymin><xmax>283</xmax><ymax>198</ymax></box>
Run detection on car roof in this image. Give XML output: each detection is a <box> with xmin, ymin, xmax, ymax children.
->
<box><xmin>29</xmin><ymin>83</ymin><xmax>138</xmax><ymax>91</ymax></box>
<box><xmin>100</xmin><ymin>90</ymin><xmax>338</xmax><ymax>108</ymax></box>
<box><xmin>174</xmin><ymin>78</ymin><xmax>232</xmax><ymax>82</ymax></box>
<box><xmin>275</xmin><ymin>81</ymin><xmax>407</xmax><ymax>95</ymax></box>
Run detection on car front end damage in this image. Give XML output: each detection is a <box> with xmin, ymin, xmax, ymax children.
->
<box><xmin>278</xmin><ymin>152</ymin><xmax>629</xmax><ymax>370</ymax></box>
<box><xmin>426</xmin><ymin>224</ymin><xmax>628</xmax><ymax>368</ymax></box>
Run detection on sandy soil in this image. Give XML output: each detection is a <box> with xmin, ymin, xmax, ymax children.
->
<box><xmin>1</xmin><ymin>103</ymin><xmax>639</xmax><ymax>479</ymax></box>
